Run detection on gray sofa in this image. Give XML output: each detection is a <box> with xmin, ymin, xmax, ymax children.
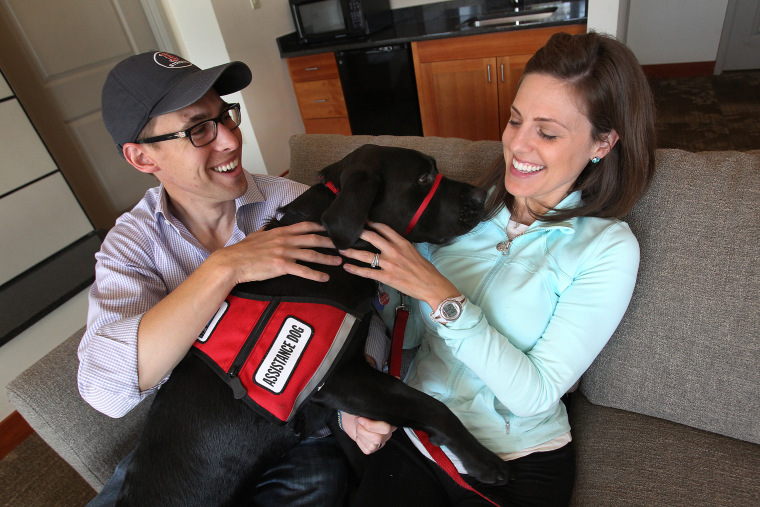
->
<box><xmin>7</xmin><ymin>134</ymin><xmax>760</xmax><ymax>505</ymax></box>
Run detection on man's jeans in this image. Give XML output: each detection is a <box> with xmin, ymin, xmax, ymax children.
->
<box><xmin>87</xmin><ymin>435</ymin><xmax>348</xmax><ymax>506</ymax></box>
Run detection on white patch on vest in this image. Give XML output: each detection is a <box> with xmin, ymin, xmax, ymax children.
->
<box><xmin>254</xmin><ymin>317</ymin><xmax>313</xmax><ymax>394</ymax></box>
<box><xmin>197</xmin><ymin>301</ymin><xmax>229</xmax><ymax>343</ymax></box>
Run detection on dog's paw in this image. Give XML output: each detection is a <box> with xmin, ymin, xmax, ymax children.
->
<box><xmin>462</xmin><ymin>451</ymin><xmax>511</xmax><ymax>486</ymax></box>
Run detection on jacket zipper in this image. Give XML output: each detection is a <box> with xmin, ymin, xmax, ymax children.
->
<box><xmin>472</xmin><ymin>231</ymin><xmax>527</xmax><ymax>304</ymax></box>
<box><xmin>228</xmin><ymin>296</ymin><xmax>281</xmax><ymax>398</ymax></box>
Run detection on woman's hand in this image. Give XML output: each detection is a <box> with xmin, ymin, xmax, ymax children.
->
<box><xmin>340</xmin><ymin>222</ymin><xmax>460</xmax><ymax>310</ymax></box>
<box><xmin>339</xmin><ymin>411</ymin><xmax>396</xmax><ymax>455</ymax></box>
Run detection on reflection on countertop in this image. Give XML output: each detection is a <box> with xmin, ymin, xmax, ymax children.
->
<box><xmin>278</xmin><ymin>0</ymin><xmax>587</xmax><ymax>58</ymax></box>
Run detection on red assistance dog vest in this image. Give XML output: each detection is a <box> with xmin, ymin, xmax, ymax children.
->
<box><xmin>192</xmin><ymin>293</ymin><xmax>361</xmax><ymax>425</ymax></box>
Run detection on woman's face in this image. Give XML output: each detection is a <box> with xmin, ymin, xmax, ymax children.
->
<box><xmin>502</xmin><ymin>73</ymin><xmax>614</xmax><ymax>220</ymax></box>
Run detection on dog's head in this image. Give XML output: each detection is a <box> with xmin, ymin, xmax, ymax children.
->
<box><xmin>315</xmin><ymin>145</ymin><xmax>486</xmax><ymax>250</ymax></box>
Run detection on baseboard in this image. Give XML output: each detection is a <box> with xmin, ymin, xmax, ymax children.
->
<box><xmin>643</xmin><ymin>61</ymin><xmax>715</xmax><ymax>79</ymax></box>
<box><xmin>0</xmin><ymin>410</ymin><xmax>34</xmax><ymax>460</ymax></box>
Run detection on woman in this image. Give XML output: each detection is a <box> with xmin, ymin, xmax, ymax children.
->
<box><xmin>339</xmin><ymin>31</ymin><xmax>656</xmax><ymax>506</ymax></box>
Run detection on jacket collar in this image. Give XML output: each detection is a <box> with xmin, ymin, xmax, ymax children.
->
<box><xmin>495</xmin><ymin>190</ymin><xmax>582</xmax><ymax>235</ymax></box>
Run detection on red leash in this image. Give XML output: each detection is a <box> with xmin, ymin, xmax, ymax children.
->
<box><xmin>388</xmin><ymin>294</ymin><xmax>409</xmax><ymax>379</ymax></box>
<box><xmin>413</xmin><ymin>430</ymin><xmax>501</xmax><ymax>507</ymax></box>
<box><xmin>388</xmin><ymin>295</ymin><xmax>502</xmax><ymax>507</ymax></box>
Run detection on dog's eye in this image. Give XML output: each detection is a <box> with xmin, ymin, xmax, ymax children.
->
<box><xmin>418</xmin><ymin>173</ymin><xmax>434</xmax><ymax>185</ymax></box>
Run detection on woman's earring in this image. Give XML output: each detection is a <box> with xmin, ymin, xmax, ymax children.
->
<box><xmin>591</xmin><ymin>157</ymin><xmax>601</xmax><ymax>164</ymax></box>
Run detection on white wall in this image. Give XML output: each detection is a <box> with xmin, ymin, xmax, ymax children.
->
<box><xmin>587</xmin><ymin>0</ymin><xmax>629</xmax><ymax>41</ymax></box>
<box><xmin>590</xmin><ymin>0</ymin><xmax>730</xmax><ymax>65</ymax></box>
<box><xmin>160</xmin><ymin>0</ymin><xmax>268</xmax><ymax>174</ymax></box>
<box><xmin>626</xmin><ymin>0</ymin><xmax>729</xmax><ymax>65</ymax></box>
<box><xmin>210</xmin><ymin>0</ymin><xmax>306</xmax><ymax>176</ymax></box>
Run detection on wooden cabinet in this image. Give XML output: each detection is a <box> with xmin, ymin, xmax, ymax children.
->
<box><xmin>415</xmin><ymin>57</ymin><xmax>500</xmax><ymax>141</ymax></box>
<box><xmin>412</xmin><ymin>24</ymin><xmax>586</xmax><ymax>141</ymax></box>
<box><xmin>287</xmin><ymin>53</ymin><xmax>351</xmax><ymax>135</ymax></box>
<box><xmin>497</xmin><ymin>54</ymin><xmax>532</xmax><ymax>135</ymax></box>
<box><xmin>284</xmin><ymin>24</ymin><xmax>586</xmax><ymax>139</ymax></box>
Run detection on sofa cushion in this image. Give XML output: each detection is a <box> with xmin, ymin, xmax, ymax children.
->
<box><xmin>581</xmin><ymin>149</ymin><xmax>760</xmax><ymax>445</ymax></box>
<box><xmin>288</xmin><ymin>134</ymin><xmax>503</xmax><ymax>186</ymax></box>
<box><xmin>568</xmin><ymin>393</ymin><xmax>760</xmax><ymax>506</ymax></box>
<box><xmin>6</xmin><ymin>328</ymin><xmax>152</xmax><ymax>491</ymax></box>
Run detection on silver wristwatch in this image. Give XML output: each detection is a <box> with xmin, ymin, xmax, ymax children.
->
<box><xmin>430</xmin><ymin>295</ymin><xmax>466</xmax><ymax>324</ymax></box>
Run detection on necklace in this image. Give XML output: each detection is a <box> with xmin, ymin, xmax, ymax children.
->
<box><xmin>496</xmin><ymin>220</ymin><xmax>529</xmax><ymax>255</ymax></box>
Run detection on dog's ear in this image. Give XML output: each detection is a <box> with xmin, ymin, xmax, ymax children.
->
<box><xmin>319</xmin><ymin>159</ymin><xmax>382</xmax><ymax>250</ymax></box>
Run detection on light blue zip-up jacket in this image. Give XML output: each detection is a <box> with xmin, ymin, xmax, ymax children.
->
<box><xmin>388</xmin><ymin>190</ymin><xmax>640</xmax><ymax>455</ymax></box>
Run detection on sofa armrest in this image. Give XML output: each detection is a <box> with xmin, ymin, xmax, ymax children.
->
<box><xmin>6</xmin><ymin>327</ymin><xmax>152</xmax><ymax>491</ymax></box>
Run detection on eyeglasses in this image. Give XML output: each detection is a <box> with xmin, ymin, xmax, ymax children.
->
<box><xmin>135</xmin><ymin>103</ymin><xmax>242</xmax><ymax>148</ymax></box>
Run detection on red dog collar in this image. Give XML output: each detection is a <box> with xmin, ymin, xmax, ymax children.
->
<box><xmin>403</xmin><ymin>173</ymin><xmax>442</xmax><ymax>236</ymax></box>
<box><xmin>321</xmin><ymin>173</ymin><xmax>442</xmax><ymax>237</ymax></box>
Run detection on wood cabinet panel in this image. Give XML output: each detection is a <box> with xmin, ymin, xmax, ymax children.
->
<box><xmin>497</xmin><ymin>54</ymin><xmax>531</xmax><ymax>135</ymax></box>
<box><xmin>413</xmin><ymin>24</ymin><xmax>586</xmax><ymax>140</ymax></box>
<box><xmin>287</xmin><ymin>52</ymin><xmax>350</xmax><ymax>133</ymax></box>
<box><xmin>287</xmin><ymin>52</ymin><xmax>340</xmax><ymax>82</ymax></box>
<box><xmin>418</xmin><ymin>58</ymin><xmax>500</xmax><ymax>141</ymax></box>
<box><xmin>293</xmin><ymin>79</ymin><xmax>348</xmax><ymax>119</ymax></box>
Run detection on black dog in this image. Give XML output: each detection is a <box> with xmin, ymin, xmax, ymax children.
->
<box><xmin>117</xmin><ymin>145</ymin><xmax>509</xmax><ymax>505</ymax></box>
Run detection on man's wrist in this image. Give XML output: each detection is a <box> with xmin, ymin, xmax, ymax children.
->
<box><xmin>204</xmin><ymin>249</ymin><xmax>239</xmax><ymax>289</ymax></box>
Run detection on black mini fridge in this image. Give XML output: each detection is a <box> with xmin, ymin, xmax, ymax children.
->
<box><xmin>336</xmin><ymin>43</ymin><xmax>423</xmax><ymax>136</ymax></box>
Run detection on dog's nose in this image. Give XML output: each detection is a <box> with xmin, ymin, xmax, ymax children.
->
<box><xmin>469</xmin><ymin>187</ymin><xmax>487</xmax><ymax>205</ymax></box>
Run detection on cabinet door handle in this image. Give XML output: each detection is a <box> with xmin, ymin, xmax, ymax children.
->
<box><xmin>305</xmin><ymin>67</ymin><xmax>319</xmax><ymax>71</ymax></box>
<box><xmin>487</xmin><ymin>64</ymin><xmax>491</xmax><ymax>83</ymax></box>
<box><xmin>313</xmin><ymin>99</ymin><xmax>327</xmax><ymax>103</ymax></box>
<box><xmin>501</xmin><ymin>64</ymin><xmax>505</xmax><ymax>83</ymax></box>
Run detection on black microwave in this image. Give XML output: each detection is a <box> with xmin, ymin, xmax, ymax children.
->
<box><xmin>290</xmin><ymin>0</ymin><xmax>392</xmax><ymax>43</ymax></box>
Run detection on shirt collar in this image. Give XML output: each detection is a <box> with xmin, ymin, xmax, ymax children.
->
<box><xmin>153</xmin><ymin>170</ymin><xmax>265</xmax><ymax>224</ymax></box>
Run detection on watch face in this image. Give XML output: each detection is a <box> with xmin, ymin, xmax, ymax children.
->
<box><xmin>441</xmin><ymin>301</ymin><xmax>461</xmax><ymax>320</ymax></box>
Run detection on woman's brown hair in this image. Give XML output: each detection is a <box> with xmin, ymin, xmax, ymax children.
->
<box><xmin>479</xmin><ymin>31</ymin><xmax>657</xmax><ymax>222</ymax></box>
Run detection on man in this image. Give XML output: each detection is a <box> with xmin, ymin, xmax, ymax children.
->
<box><xmin>78</xmin><ymin>51</ymin><xmax>388</xmax><ymax>505</ymax></box>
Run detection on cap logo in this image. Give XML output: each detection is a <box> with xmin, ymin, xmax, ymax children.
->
<box><xmin>153</xmin><ymin>52</ymin><xmax>192</xmax><ymax>69</ymax></box>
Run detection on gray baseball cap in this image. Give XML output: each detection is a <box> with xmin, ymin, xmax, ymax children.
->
<box><xmin>102</xmin><ymin>51</ymin><xmax>252</xmax><ymax>153</ymax></box>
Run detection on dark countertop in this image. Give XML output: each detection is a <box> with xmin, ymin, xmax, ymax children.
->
<box><xmin>277</xmin><ymin>0</ymin><xmax>587</xmax><ymax>58</ymax></box>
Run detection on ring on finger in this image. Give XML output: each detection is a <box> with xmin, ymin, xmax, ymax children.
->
<box><xmin>370</xmin><ymin>252</ymin><xmax>380</xmax><ymax>269</ymax></box>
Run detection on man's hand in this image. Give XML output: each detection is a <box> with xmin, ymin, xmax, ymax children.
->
<box><xmin>213</xmin><ymin>222</ymin><xmax>342</xmax><ymax>285</ymax></box>
<box><xmin>340</xmin><ymin>412</ymin><xmax>396</xmax><ymax>455</ymax></box>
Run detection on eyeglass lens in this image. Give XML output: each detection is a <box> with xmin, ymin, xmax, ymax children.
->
<box><xmin>189</xmin><ymin>105</ymin><xmax>241</xmax><ymax>147</ymax></box>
